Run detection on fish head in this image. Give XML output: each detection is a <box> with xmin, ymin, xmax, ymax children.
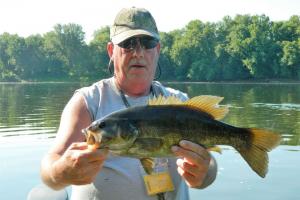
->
<box><xmin>83</xmin><ymin>117</ymin><xmax>139</xmax><ymax>153</ymax></box>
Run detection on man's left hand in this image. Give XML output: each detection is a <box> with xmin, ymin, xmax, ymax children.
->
<box><xmin>172</xmin><ymin>140</ymin><xmax>211</xmax><ymax>188</ymax></box>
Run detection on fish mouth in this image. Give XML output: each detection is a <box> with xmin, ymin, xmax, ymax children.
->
<box><xmin>82</xmin><ymin>128</ymin><xmax>102</xmax><ymax>147</ymax></box>
<box><xmin>81</xmin><ymin>128</ymin><xmax>88</xmax><ymax>136</ymax></box>
<box><xmin>82</xmin><ymin>128</ymin><xmax>129</xmax><ymax>150</ymax></box>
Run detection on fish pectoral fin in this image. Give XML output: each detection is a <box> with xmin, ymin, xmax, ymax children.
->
<box><xmin>208</xmin><ymin>146</ymin><xmax>222</xmax><ymax>154</ymax></box>
<box><xmin>134</xmin><ymin>138</ymin><xmax>163</xmax><ymax>151</ymax></box>
<box><xmin>140</xmin><ymin>157</ymin><xmax>155</xmax><ymax>174</ymax></box>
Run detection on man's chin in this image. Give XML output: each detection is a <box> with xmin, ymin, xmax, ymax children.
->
<box><xmin>127</xmin><ymin>73</ymin><xmax>150</xmax><ymax>81</ymax></box>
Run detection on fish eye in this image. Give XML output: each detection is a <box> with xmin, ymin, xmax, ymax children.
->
<box><xmin>98</xmin><ymin>121</ymin><xmax>106</xmax><ymax>129</ymax></box>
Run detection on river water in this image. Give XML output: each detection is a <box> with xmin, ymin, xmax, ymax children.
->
<box><xmin>0</xmin><ymin>82</ymin><xmax>299</xmax><ymax>200</ymax></box>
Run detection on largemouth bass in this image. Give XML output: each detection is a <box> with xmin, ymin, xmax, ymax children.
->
<box><xmin>82</xmin><ymin>95</ymin><xmax>281</xmax><ymax>177</ymax></box>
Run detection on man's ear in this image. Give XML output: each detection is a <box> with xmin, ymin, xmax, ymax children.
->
<box><xmin>107</xmin><ymin>42</ymin><xmax>114</xmax><ymax>58</ymax></box>
<box><xmin>156</xmin><ymin>43</ymin><xmax>161</xmax><ymax>54</ymax></box>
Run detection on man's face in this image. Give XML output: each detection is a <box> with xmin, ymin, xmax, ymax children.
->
<box><xmin>108</xmin><ymin>35</ymin><xmax>160</xmax><ymax>94</ymax></box>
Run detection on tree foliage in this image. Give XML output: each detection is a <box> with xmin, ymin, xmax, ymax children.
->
<box><xmin>0</xmin><ymin>15</ymin><xmax>300</xmax><ymax>82</ymax></box>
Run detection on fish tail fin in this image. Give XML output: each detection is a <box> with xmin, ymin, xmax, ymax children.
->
<box><xmin>238</xmin><ymin>128</ymin><xmax>281</xmax><ymax>178</ymax></box>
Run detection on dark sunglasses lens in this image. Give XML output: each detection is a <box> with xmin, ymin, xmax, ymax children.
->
<box><xmin>140</xmin><ymin>37</ymin><xmax>158</xmax><ymax>49</ymax></box>
<box><xmin>118</xmin><ymin>38</ymin><xmax>136</xmax><ymax>49</ymax></box>
<box><xmin>118</xmin><ymin>37</ymin><xmax>158</xmax><ymax>50</ymax></box>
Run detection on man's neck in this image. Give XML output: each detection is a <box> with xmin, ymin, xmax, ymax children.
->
<box><xmin>114</xmin><ymin>77</ymin><xmax>152</xmax><ymax>97</ymax></box>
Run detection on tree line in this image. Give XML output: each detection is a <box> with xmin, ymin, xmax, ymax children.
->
<box><xmin>0</xmin><ymin>14</ymin><xmax>299</xmax><ymax>82</ymax></box>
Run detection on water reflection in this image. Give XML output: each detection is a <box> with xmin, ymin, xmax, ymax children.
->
<box><xmin>0</xmin><ymin>82</ymin><xmax>300</xmax><ymax>146</ymax></box>
<box><xmin>0</xmin><ymin>83</ymin><xmax>80</xmax><ymax>138</ymax></box>
<box><xmin>1</xmin><ymin>82</ymin><xmax>299</xmax><ymax>200</ymax></box>
<box><xmin>252</xmin><ymin>103</ymin><xmax>300</xmax><ymax>111</ymax></box>
<box><xmin>166</xmin><ymin>82</ymin><xmax>300</xmax><ymax>146</ymax></box>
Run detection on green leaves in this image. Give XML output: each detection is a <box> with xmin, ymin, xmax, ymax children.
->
<box><xmin>0</xmin><ymin>15</ymin><xmax>300</xmax><ymax>82</ymax></box>
<box><xmin>161</xmin><ymin>15</ymin><xmax>300</xmax><ymax>81</ymax></box>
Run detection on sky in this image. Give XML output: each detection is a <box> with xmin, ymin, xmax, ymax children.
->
<box><xmin>0</xmin><ymin>0</ymin><xmax>299</xmax><ymax>42</ymax></box>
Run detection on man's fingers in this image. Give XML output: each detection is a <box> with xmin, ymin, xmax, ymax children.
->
<box><xmin>176</xmin><ymin>158</ymin><xmax>200</xmax><ymax>177</ymax></box>
<box><xmin>172</xmin><ymin>140</ymin><xmax>211</xmax><ymax>165</ymax></box>
<box><xmin>179</xmin><ymin>140</ymin><xmax>211</xmax><ymax>161</ymax></box>
<box><xmin>87</xmin><ymin>148</ymin><xmax>109</xmax><ymax>162</ymax></box>
<box><xmin>176</xmin><ymin>163</ymin><xmax>203</xmax><ymax>188</ymax></box>
<box><xmin>68</xmin><ymin>142</ymin><xmax>109</xmax><ymax>162</ymax></box>
<box><xmin>69</xmin><ymin>142</ymin><xmax>89</xmax><ymax>150</ymax></box>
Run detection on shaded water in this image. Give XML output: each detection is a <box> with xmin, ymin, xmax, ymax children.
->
<box><xmin>0</xmin><ymin>82</ymin><xmax>299</xmax><ymax>199</ymax></box>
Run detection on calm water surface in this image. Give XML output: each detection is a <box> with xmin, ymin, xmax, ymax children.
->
<box><xmin>0</xmin><ymin>82</ymin><xmax>299</xmax><ymax>200</ymax></box>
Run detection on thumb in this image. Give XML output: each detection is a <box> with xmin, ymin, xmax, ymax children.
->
<box><xmin>69</xmin><ymin>142</ymin><xmax>89</xmax><ymax>150</ymax></box>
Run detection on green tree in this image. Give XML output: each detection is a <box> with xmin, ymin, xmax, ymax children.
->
<box><xmin>43</xmin><ymin>23</ymin><xmax>88</xmax><ymax>80</ymax></box>
<box><xmin>43</xmin><ymin>31</ymin><xmax>67</xmax><ymax>78</ymax></box>
<box><xmin>280</xmin><ymin>39</ymin><xmax>300</xmax><ymax>79</ymax></box>
<box><xmin>170</xmin><ymin>20</ymin><xmax>219</xmax><ymax>81</ymax></box>
<box><xmin>158</xmin><ymin>31</ymin><xmax>176</xmax><ymax>80</ymax></box>
<box><xmin>19</xmin><ymin>35</ymin><xmax>47</xmax><ymax>80</ymax></box>
<box><xmin>0</xmin><ymin>33</ymin><xmax>26</xmax><ymax>81</ymax></box>
<box><xmin>1</xmin><ymin>14</ymin><xmax>300</xmax><ymax>82</ymax></box>
<box><xmin>243</xmin><ymin>15</ymin><xmax>277</xmax><ymax>78</ymax></box>
<box><xmin>88</xmin><ymin>26</ymin><xmax>110</xmax><ymax>80</ymax></box>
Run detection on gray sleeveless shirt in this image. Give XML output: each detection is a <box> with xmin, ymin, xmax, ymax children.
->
<box><xmin>71</xmin><ymin>77</ymin><xmax>189</xmax><ymax>200</ymax></box>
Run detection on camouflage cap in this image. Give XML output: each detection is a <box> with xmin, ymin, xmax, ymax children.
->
<box><xmin>110</xmin><ymin>7</ymin><xmax>160</xmax><ymax>44</ymax></box>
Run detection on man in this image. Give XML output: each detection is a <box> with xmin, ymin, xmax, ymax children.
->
<box><xmin>40</xmin><ymin>7</ymin><xmax>217</xmax><ymax>200</ymax></box>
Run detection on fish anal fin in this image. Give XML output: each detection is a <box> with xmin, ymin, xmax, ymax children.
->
<box><xmin>237</xmin><ymin>128</ymin><xmax>281</xmax><ymax>178</ymax></box>
<box><xmin>184</xmin><ymin>95</ymin><xmax>228</xmax><ymax>120</ymax></box>
<box><xmin>208</xmin><ymin>146</ymin><xmax>222</xmax><ymax>154</ymax></box>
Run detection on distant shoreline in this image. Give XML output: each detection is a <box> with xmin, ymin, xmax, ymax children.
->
<box><xmin>164</xmin><ymin>80</ymin><xmax>300</xmax><ymax>85</ymax></box>
<box><xmin>1</xmin><ymin>79</ymin><xmax>300</xmax><ymax>85</ymax></box>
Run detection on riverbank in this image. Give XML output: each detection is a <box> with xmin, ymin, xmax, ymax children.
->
<box><xmin>1</xmin><ymin>79</ymin><xmax>300</xmax><ymax>85</ymax></box>
<box><xmin>163</xmin><ymin>79</ymin><xmax>300</xmax><ymax>84</ymax></box>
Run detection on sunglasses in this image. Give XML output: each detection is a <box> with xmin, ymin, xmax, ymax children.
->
<box><xmin>118</xmin><ymin>36</ymin><xmax>159</xmax><ymax>50</ymax></box>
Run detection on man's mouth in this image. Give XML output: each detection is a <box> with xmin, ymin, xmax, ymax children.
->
<box><xmin>130</xmin><ymin>64</ymin><xmax>145</xmax><ymax>68</ymax></box>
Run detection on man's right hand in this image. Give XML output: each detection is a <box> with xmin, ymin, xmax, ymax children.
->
<box><xmin>42</xmin><ymin>142</ymin><xmax>108</xmax><ymax>190</ymax></box>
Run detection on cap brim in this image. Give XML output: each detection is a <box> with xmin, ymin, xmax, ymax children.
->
<box><xmin>111</xmin><ymin>29</ymin><xmax>160</xmax><ymax>44</ymax></box>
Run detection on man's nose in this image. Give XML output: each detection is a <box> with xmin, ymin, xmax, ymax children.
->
<box><xmin>132</xmin><ymin>41</ymin><xmax>144</xmax><ymax>57</ymax></box>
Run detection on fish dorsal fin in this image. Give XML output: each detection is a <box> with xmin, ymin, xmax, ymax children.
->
<box><xmin>148</xmin><ymin>95</ymin><xmax>228</xmax><ymax>120</ymax></box>
<box><xmin>148</xmin><ymin>95</ymin><xmax>183</xmax><ymax>105</ymax></box>
<box><xmin>184</xmin><ymin>95</ymin><xmax>228</xmax><ymax>120</ymax></box>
